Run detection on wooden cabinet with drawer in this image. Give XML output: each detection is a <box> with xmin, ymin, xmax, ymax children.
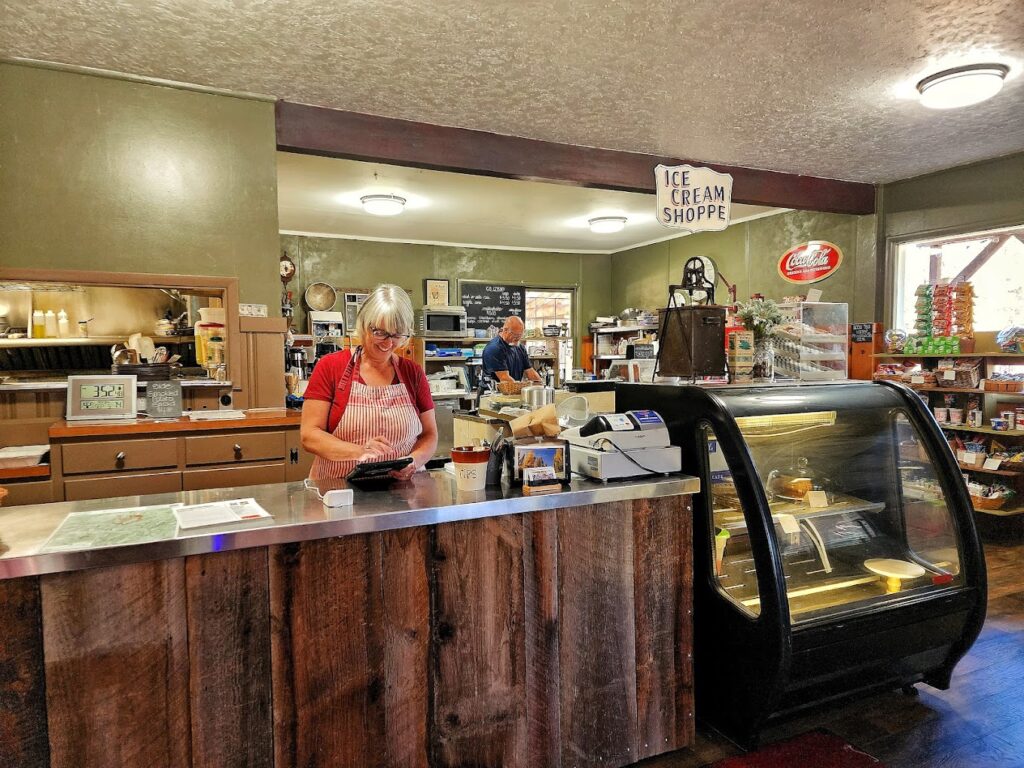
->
<box><xmin>183</xmin><ymin>462</ymin><xmax>287</xmax><ymax>491</ymax></box>
<box><xmin>184</xmin><ymin>431</ymin><xmax>287</xmax><ymax>466</ymax></box>
<box><xmin>62</xmin><ymin>437</ymin><xmax>179</xmax><ymax>475</ymax></box>
<box><xmin>49</xmin><ymin>415</ymin><xmax>304</xmax><ymax>502</ymax></box>
<box><xmin>64</xmin><ymin>470</ymin><xmax>182</xmax><ymax>501</ymax></box>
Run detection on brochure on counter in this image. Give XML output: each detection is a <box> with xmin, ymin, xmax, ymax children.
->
<box><xmin>36</xmin><ymin>498</ymin><xmax>274</xmax><ymax>555</ymax></box>
<box><xmin>172</xmin><ymin>497</ymin><xmax>272</xmax><ymax>529</ymax></box>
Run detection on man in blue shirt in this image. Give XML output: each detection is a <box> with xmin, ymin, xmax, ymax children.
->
<box><xmin>481</xmin><ymin>316</ymin><xmax>542</xmax><ymax>390</ymax></box>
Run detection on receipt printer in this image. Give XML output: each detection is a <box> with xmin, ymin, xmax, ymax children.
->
<box><xmin>561</xmin><ymin>410</ymin><xmax>681</xmax><ymax>481</ymax></box>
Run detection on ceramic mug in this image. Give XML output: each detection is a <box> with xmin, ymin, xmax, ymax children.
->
<box><xmin>933</xmin><ymin>407</ymin><xmax>949</xmax><ymax>424</ymax></box>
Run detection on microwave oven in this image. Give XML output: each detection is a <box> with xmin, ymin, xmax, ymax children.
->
<box><xmin>418</xmin><ymin>306</ymin><xmax>468</xmax><ymax>338</ymax></box>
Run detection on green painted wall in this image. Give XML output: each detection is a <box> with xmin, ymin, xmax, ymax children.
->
<box><xmin>877</xmin><ymin>152</ymin><xmax>1024</xmax><ymax>322</ymax></box>
<box><xmin>0</xmin><ymin>63</ymin><xmax>280</xmax><ymax>307</ymax></box>
<box><xmin>882</xmin><ymin>153</ymin><xmax>1024</xmax><ymax>240</ymax></box>
<box><xmin>611</xmin><ymin>210</ymin><xmax>879</xmax><ymax>322</ymax></box>
<box><xmin>282</xmin><ymin>235</ymin><xmax>612</xmax><ymax>361</ymax></box>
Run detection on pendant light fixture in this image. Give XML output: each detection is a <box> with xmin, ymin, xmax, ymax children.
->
<box><xmin>588</xmin><ymin>216</ymin><xmax>628</xmax><ymax>234</ymax></box>
<box><xmin>360</xmin><ymin>193</ymin><xmax>407</xmax><ymax>216</ymax></box>
<box><xmin>916</xmin><ymin>63</ymin><xmax>1009</xmax><ymax>109</ymax></box>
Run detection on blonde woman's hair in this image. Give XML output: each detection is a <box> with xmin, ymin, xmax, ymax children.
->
<box><xmin>355</xmin><ymin>284</ymin><xmax>414</xmax><ymax>341</ymax></box>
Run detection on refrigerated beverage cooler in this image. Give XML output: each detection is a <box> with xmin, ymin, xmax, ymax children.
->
<box><xmin>617</xmin><ymin>381</ymin><xmax>986</xmax><ymax>747</ymax></box>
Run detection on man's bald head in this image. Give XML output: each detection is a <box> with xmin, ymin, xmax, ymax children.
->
<box><xmin>499</xmin><ymin>316</ymin><xmax>525</xmax><ymax>343</ymax></box>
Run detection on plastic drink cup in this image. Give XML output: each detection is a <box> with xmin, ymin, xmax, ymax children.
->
<box><xmin>451</xmin><ymin>446</ymin><xmax>489</xmax><ymax>491</ymax></box>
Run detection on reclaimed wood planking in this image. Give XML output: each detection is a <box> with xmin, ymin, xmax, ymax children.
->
<box><xmin>431</xmin><ymin>516</ymin><xmax>528</xmax><ymax>767</ymax></box>
<box><xmin>0</xmin><ymin>577</ymin><xmax>50</xmax><ymax>768</ymax></box>
<box><xmin>524</xmin><ymin>511</ymin><xmax>561</xmax><ymax>767</ymax></box>
<box><xmin>270</xmin><ymin>536</ymin><xmax>386</xmax><ymax>768</ymax></box>
<box><xmin>40</xmin><ymin>560</ymin><xmax>191</xmax><ymax>768</ymax></box>
<box><xmin>185</xmin><ymin>548</ymin><xmax>273</xmax><ymax>768</ymax></box>
<box><xmin>632</xmin><ymin>495</ymin><xmax>695</xmax><ymax>759</ymax></box>
<box><xmin>380</xmin><ymin>526</ymin><xmax>431</xmax><ymax>768</ymax></box>
<box><xmin>558</xmin><ymin>502</ymin><xmax>640</xmax><ymax>768</ymax></box>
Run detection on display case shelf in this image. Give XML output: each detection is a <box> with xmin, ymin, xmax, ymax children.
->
<box><xmin>775</xmin><ymin>302</ymin><xmax>849</xmax><ymax>381</ymax></box>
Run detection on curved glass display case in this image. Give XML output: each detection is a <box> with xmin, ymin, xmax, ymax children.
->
<box><xmin>617</xmin><ymin>381</ymin><xmax>986</xmax><ymax>748</ymax></box>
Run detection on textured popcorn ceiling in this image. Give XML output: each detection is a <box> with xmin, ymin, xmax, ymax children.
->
<box><xmin>2</xmin><ymin>0</ymin><xmax>1023</xmax><ymax>183</ymax></box>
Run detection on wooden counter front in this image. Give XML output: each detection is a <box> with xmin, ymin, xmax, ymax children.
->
<box><xmin>0</xmin><ymin>495</ymin><xmax>694</xmax><ymax>768</ymax></box>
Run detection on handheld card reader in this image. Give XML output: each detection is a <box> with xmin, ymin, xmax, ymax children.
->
<box><xmin>561</xmin><ymin>410</ymin><xmax>681</xmax><ymax>481</ymax></box>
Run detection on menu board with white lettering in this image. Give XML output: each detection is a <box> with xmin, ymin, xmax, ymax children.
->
<box><xmin>460</xmin><ymin>282</ymin><xmax>526</xmax><ymax>332</ymax></box>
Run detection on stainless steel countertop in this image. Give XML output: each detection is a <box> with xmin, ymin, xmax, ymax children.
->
<box><xmin>0</xmin><ymin>471</ymin><xmax>699</xmax><ymax>579</ymax></box>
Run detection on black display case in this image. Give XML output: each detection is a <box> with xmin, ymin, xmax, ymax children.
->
<box><xmin>617</xmin><ymin>381</ymin><xmax>986</xmax><ymax>747</ymax></box>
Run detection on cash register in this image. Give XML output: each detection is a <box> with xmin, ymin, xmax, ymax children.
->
<box><xmin>561</xmin><ymin>410</ymin><xmax>681</xmax><ymax>481</ymax></box>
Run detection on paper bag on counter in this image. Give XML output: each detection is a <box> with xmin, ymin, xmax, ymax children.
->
<box><xmin>510</xmin><ymin>403</ymin><xmax>559</xmax><ymax>438</ymax></box>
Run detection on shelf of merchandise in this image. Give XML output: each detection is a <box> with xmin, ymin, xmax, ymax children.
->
<box><xmin>589</xmin><ymin>324</ymin><xmax>657</xmax><ymax>377</ymax></box>
<box><xmin>884</xmin><ymin>339</ymin><xmax>1024</xmax><ymax>519</ymax></box>
<box><xmin>942</xmin><ymin>424</ymin><xmax>1024</xmax><ymax>436</ymax></box>
<box><xmin>957</xmin><ymin>461</ymin><xmax>1023</xmax><ymax>477</ymax></box>
<box><xmin>592</xmin><ymin>325</ymin><xmax>660</xmax><ymax>335</ymax></box>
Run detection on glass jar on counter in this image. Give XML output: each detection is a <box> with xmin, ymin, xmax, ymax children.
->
<box><xmin>206</xmin><ymin>336</ymin><xmax>225</xmax><ymax>367</ymax></box>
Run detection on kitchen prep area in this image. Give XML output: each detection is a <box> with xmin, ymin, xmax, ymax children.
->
<box><xmin>2</xmin><ymin>15</ymin><xmax>1024</xmax><ymax>764</ymax></box>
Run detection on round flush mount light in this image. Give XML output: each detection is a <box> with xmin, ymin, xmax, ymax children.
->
<box><xmin>916</xmin><ymin>63</ymin><xmax>1009</xmax><ymax>109</ymax></box>
<box><xmin>588</xmin><ymin>216</ymin><xmax>628</xmax><ymax>234</ymax></box>
<box><xmin>360</xmin><ymin>194</ymin><xmax>407</xmax><ymax>216</ymax></box>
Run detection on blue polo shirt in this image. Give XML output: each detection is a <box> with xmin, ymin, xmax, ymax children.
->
<box><xmin>482</xmin><ymin>335</ymin><xmax>532</xmax><ymax>383</ymax></box>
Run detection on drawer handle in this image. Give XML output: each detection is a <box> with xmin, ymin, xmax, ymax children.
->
<box><xmin>233</xmin><ymin>444</ymin><xmax>242</xmax><ymax>454</ymax></box>
<box><xmin>115</xmin><ymin>451</ymin><xmax>126</xmax><ymax>461</ymax></box>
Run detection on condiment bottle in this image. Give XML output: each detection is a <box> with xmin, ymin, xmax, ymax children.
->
<box><xmin>207</xmin><ymin>336</ymin><xmax>225</xmax><ymax>366</ymax></box>
<box><xmin>32</xmin><ymin>310</ymin><xmax>45</xmax><ymax>338</ymax></box>
<box><xmin>57</xmin><ymin>309</ymin><xmax>70</xmax><ymax>338</ymax></box>
<box><xmin>44</xmin><ymin>310</ymin><xmax>58</xmax><ymax>338</ymax></box>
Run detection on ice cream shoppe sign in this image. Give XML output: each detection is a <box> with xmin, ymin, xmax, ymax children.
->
<box><xmin>656</xmin><ymin>164</ymin><xmax>733</xmax><ymax>232</ymax></box>
<box><xmin>778</xmin><ymin>241</ymin><xmax>844</xmax><ymax>283</ymax></box>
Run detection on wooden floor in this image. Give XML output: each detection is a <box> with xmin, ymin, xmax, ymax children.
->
<box><xmin>635</xmin><ymin>540</ymin><xmax>1024</xmax><ymax>768</ymax></box>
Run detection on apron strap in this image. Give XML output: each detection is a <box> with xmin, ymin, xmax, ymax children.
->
<box><xmin>327</xmin><ymin>347</ymin><xmax>360</xmax><ymax>432</ymax></box>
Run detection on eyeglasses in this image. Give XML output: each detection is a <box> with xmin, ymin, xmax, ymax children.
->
<box><xmin>369</xmin><ymin>326</ymin><xmax>410</xmax><ymax>343</ymax></box>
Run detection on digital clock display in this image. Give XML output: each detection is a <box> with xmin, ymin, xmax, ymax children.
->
<box><xmin>80</xmin><ymin>383</ymin><xmax>125</xmax><ymax>399</ymax></box>
<box><xmin>81</xmin><ymin>399</ymin><xmax>126</xmax><ymax>410</ymax></box>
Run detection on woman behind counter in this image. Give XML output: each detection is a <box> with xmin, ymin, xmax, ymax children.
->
<box><xmin>301</xmin><ymin>284</ymin><xmax>437</xmax><ymax>481</ymax></box>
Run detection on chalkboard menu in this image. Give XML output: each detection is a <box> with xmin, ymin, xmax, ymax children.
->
<box><xmin>851</xmin><ymin>323</ymin><xmax>874</xmax><ymax>344</ymax></box>
<box><xmin>460</xmin><ymin>282</ymin><xmax>526</xmax><ymax>332</ymax></box>
<box><xmin>146</xmin><ymin>380</ymin><xmax>183</xmax><ymax>419</ymax></box>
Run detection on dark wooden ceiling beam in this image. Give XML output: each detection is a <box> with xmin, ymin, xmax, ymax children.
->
<box><xmin>276</xmin><ymin>101</ymin><xmax>876</xmax><ymax>215</ymax></box>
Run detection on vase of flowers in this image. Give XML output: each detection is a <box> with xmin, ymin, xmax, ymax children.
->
<box><xmin>736</xmin><ymin>298</ymin><xmax>782</xmax><ymax>381</ymax></box>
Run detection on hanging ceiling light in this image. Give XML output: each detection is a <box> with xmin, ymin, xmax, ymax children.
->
<box><xmin>588</xmin><ymin>216</ymin><xmax>628</xmax><ymax>234</ymax></box>
<box><xmin>360</xmin><ymin>194</ymin><xmax>407</xmax><ymax>216</ymax></box>
<box><xmin>916</xmin><ymin>63</ymin><xmax>1009</xmax><ymax>109</ymax></box>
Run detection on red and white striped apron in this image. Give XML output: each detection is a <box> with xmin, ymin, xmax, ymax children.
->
<box><xmin>309</xmin><ymin>364</ymin><xmax>422</xmax><ymax>480</ymax></box>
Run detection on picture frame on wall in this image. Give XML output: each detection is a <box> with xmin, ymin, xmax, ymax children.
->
<box><xmin>425</xmin><ymin>278</ymin><xmax>450</xmax><ymax>307</ymax></box>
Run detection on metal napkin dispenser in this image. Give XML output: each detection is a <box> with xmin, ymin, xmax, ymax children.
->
<box><xmin>504</xmin><ymin>436</ymin><xmax>571</xmax><ymax>486</ymax></box>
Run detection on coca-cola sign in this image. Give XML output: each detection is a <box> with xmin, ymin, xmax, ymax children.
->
<box><xmin>777</xmin><ymin>241</ymin><xmax>844</xmax><ymax>283</ymax></box>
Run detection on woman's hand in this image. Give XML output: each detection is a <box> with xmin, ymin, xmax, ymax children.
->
<box><xmin>390</xmin><ymin>456</ymin><xmax>419</xmax><ymax>481</ymax></box>
<box><xmin>358</xmin><ymin>436</ymin><xmax>393</xmax><ymax>462</ymax></box>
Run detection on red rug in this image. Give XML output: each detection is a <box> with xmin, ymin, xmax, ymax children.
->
<box><xmin>710</xmin><ymin>729</ymin><xmax>884</xmax><ymax>768</ymax></box>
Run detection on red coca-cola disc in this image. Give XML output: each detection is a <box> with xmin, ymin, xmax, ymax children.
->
<box><xmin>777</xmin><ymin>241</ymin><xmax>843</xmax><ymax>283</ymax></box>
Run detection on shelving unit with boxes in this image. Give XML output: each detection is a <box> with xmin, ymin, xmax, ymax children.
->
<box><xmin>589</xmin><ymin>323</ymin><xmax>658</xmax><ymax>378</ymax></box>
<box><xmin>874</xmin><ymin>330</ymin><xmax>1024</xmax><ymax>523</ymax></box>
